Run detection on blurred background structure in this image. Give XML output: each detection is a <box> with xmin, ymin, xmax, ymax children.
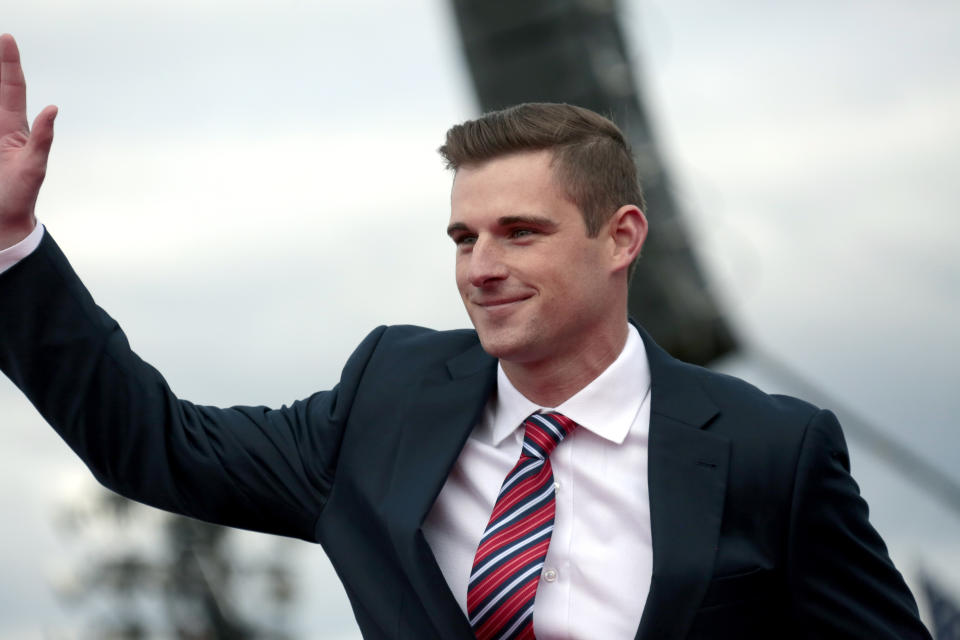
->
<box><xmin>1</xmin><ymin>0</ymin><xmax>958</xmax><ymax>638</ymax></box>
<box><xmin>53</xmin><ymin>492</ymin><xmax>295</xmax><ymax>639</ymax></box>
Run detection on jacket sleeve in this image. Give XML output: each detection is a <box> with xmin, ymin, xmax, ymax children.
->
<box><xmin>0</xmin><ymin>231</ymin><xmax>386</xmax><ymax>542</ymax></box>
<box><xmin>786</xmin><ymin>409</ymin><xmax>931</xmax><ymax>638</ymax></box>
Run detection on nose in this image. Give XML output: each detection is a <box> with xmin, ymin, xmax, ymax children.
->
<box><xmin>465</xmin><ymin>235</ymin><xmax>508</xmax><ymax>288</ymax></box>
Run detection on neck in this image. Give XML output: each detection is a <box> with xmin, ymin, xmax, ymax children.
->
<box><xmin>501</xmin><ymin>320</ymin><xmax>629</xmax><ymax>407</ymax></box>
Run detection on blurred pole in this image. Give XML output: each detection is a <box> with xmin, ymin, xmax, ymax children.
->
<box><xmin>448</xmin><ymin>0</ymin><xmax>737</xmax><ymax>365</ymax></box>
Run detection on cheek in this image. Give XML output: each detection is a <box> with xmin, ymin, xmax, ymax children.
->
<box><xmin>455</xmin><ymin>265</ymin><xmax>475</xmax><ymax>303</ymax></box>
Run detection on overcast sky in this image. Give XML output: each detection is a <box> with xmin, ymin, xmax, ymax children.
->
<box><xmin>1</xmin><ymin>0</ymin><xmax>959</xmax><ymax>637</ymax></box>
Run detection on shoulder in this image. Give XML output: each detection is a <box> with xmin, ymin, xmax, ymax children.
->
<box><xmin>378</xmin><ymin>324</ymin><xmax>481</xmax><ymax>350</ymax></box>
<box><xmin>656</xmin><ymin>355</ymin><xmax>827</xmax><ymax>454</ymax></box>
<box><xmin>693</xmin><ymin>364</ymin><xmax>820</xmax><ymax>425</ymax></box>
<box><xmin>334</xmin><ymin>325</ymin><xmax>492</xmax><ymax>418</ymax></box>
<box><xmin>368</xmin><ymin>324</ymin><xmax>481</xmax><ymax>358</ymax></box>
<box><xmin>640</xmin><ymin>325</ymin><xmax>821</xmax><ymax>437</ymax></box>
<box><xmin>346</xmin><ymin>324</ymin><xmax>484</xmax><ymax>372</ymax></box>
<box><xmin>648</xmin><ymin>329</ymin><xmax>820</xmax><ymax>421</ymax></box>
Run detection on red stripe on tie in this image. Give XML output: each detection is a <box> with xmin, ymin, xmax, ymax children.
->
<box><xmin>467</xmin><ymin>537</ymin><xmax>550</xmax><ymax>611</ymax></box>
<box><xmin>549</xmin><ymin>413</ymin><xmax>577</xmax><ymax>432</ymax></box>
<box><xmin>526</xmin><ymin>424</ymin><xmax>555</xmax><ymax>453</ymax></box>
<box><xmin>473</xmin><ymin>574</ymin><xmax>540</xmax><ymax>640</ymax></box>
<box><xmin>473</xmin><ymin>500</ymin><xmax>555</xmax><ymax>565</ymax></box>
<box><xmin>515</xmin><ymin>619</ymin><xmax>535</xmax><ymax>640</ymax></box>
<box><xmin>486</xmin><ymin>464</ymin><xmax>552</xmax><ymax>524</ymax></box>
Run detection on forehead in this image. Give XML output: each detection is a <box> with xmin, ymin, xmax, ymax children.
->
<box><xmin>449</xmin><ymin>150</ymin><xmax>565</xmax><ymax>218</ymax></box>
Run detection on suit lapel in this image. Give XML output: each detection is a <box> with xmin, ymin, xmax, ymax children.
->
<box><xmin>635</xmin><ymin>328</ymin><xmax>730</xmax><ymax>640</ymax></box>
<box><xmin>382</xmin><ymin>341</ymin><xmax>497</xmax><ymax>639</ymax></box>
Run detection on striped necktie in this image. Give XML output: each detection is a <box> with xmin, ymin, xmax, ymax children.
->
<box><xmin>467</xmin><ymin>411</ymin><xmax>579</xmax><ymax>640</ymax></box>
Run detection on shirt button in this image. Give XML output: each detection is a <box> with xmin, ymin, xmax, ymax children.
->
<box><xmin>543</xmin><ymin>569</ymin><xmax>558</xmax><ymax>582</ymax></box>
<box><xmin>553</xmin><ymin>481</ymin><xmax>561</xmax><ymax>492</ymax></box>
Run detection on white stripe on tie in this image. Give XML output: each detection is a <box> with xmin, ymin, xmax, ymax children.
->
<box><xmin>480</xmin><ymin>484</ymin><xmax>554</xmax><ymax>538</ymax></box>
<box><xmin>531</xmin><ymin>413</ymin><xmax>564</xmax><ymax>440</ymax></box>
<box><xmin>496</xmin><ymin>603</ymin><xmax>534</xmax><ymax>640</ymax></box>
<box><xmin>469</xmin><ymin>525</ymin><xmax>554</xmax><ymax>584</ymax></box>
<box><xmin>497</xmin><ymin>458</ymin><xmax>544</xmax><ymax>497</ymax></box>
<box><xmin>469</xmin><ymin>562</ymin><xmax>545</xmax><ymax>627</ymax></box>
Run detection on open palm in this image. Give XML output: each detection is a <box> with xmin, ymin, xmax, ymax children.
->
<box><xmin>0</xmin><ymin>33</ymin><xmax>57</xmax><ymax>249</ymax></box>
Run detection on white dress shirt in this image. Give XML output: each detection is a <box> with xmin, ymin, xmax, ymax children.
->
<box><xmin>2</xmin><ymin>226</ymin><xmax>655</xmax><ymax>637</ymax></box>
<box><xmin>0</xmin><ymin>223</ymin><xmax>44</xmax><ymax>275</ymax></box>
<box><xmin>423</xmin><ymin>325</ymin><xmax>653</xmax><ymax>640</ymax></box>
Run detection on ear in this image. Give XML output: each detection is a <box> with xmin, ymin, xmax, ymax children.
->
<box><xmin>608</xmin><ymin>204</ymin><xmax>647</xmax><ymax>273</ymax></box>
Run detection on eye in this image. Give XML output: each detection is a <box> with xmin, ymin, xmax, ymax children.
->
<box><xmin>452</xmin><ymin>234</ymin><xmax>477</xmax><ymax>247</ymax></box>
<box><xmin>510</xmin><ymin>228</ymin><xmax>535</xmax><ymax>239</ymax></box>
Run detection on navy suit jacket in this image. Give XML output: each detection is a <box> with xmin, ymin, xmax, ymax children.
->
<box><xmin>0</xmin><ymin>233</ymin><xmax>930</xmax><ymax>639</ymax></box>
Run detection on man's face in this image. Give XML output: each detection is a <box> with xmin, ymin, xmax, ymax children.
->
<box><xmin>447</xmin><ymin>150</ymin><xmax>619</xmax><ymax>366</ymax></box>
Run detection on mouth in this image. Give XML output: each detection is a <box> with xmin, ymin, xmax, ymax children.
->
<box><xmin>472</xmin><ymin>294</ymin><xmax>533</xmax><ymax>315</ymax></box>
<box><xmin>475</xmin><ymin>294</ymin><xmax>532</xmax><ymax>308</ymax></box>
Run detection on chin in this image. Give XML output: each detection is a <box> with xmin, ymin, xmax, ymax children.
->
<box><xmin>474</xmin><ymin>329</ymin><xmax>514</xmax><ymax>359</ymax></box>
<box><xmin>475</xmin><ymin>334</ymin><xmax>510</xmax><ymax>359</ymax></box>
<box><xmin>474</xmin><ymin>330</ymin><xmax>540</xmax><ymax>363</ymax></box>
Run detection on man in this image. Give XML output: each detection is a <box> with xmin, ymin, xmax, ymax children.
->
<box><xmin>0</xmin><ymin>33</ymin><xmax>931</xmax><ymax>639</ymax></box>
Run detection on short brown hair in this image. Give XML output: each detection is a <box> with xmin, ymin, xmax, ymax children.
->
<box><xmin>439</xmin><ymin>103</ymin><xmax>645</xmax><ymax>237</ymax></box>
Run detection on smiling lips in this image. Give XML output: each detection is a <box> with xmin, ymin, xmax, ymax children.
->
<box><xmin>473</xmin><ymin>294</ymin><xmax>533</xmax><ymax>310</ymax></box>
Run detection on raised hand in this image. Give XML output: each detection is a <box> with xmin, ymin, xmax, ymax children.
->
<box><xmin>0</xmin><ymin>33</ymin><xmax>57</xmax><ymax>249</ymax></box>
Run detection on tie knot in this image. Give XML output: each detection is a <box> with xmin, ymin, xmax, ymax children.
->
<box><xmin>520</xmin><ymin>412</ymin><xmax>578</xmax><ymax>459</ymax></box>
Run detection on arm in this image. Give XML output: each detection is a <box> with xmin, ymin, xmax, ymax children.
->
<box><xmin>786</xmin><ymin>410</ymin><xmax>931</xmax><ymax>638</ymax></box>
<box><xmin>0</xmin><ymin>34</ymin><xmax>383</xmax><ymax>541</ymax></box>
<box><xmin>1</xmin><ymin>229</ymin><xmax>388</xmax><ymax>540</ymax></box>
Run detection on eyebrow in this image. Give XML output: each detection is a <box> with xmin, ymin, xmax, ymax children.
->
<box><xmin>499</xmin><ymin>215</ymin><xmax>558</xmax><ymax>229</ymax></box>
<box><xmin>446</xmin><ymin>222</ymin><xmax>469</xmax><ymax>237</ymax></box>
<box><xmin>446</xmin><ymin>215</ymin><xmax>559</xmax><ymax>238</ymax></box>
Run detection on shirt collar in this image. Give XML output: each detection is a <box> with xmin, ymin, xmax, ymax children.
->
<box><xmin>488</xmin><ymin>324</ymin><xmax>651</xmax><ymax>446</ymax></box>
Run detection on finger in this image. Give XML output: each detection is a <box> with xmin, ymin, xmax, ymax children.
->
<box><xmin>27</xmin><ymin>105</ymin><xmax>58</xmax><ymax>160</ymax></box>
<box><xmin>0</xmin><ymin>34</ymin><xmax>28</xmax><ymax>125</ymax></box>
